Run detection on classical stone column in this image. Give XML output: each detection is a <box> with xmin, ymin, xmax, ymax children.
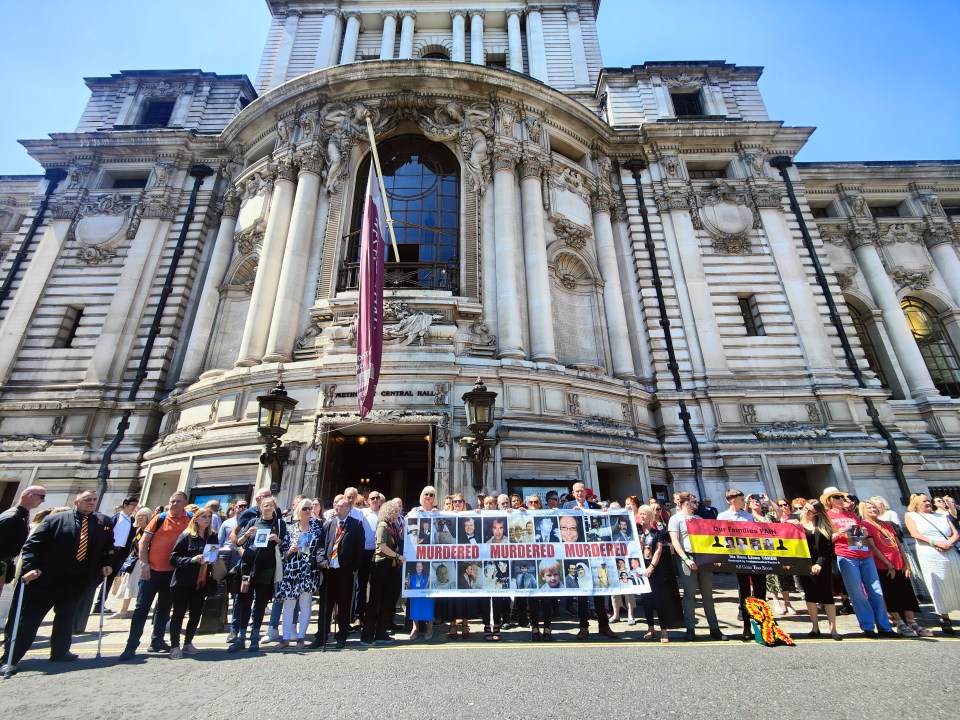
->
<box><xmin>492</xmin><ymin>145</ymin><xmax>525</xmax><ymax>359</ymax></box>
<box><xmin>264</xmin><ymin>154</ymin><xmax>324</xmax><ymax>362</ymax></box>
<box><xmin>380</xmin><ymin>11</ymin><xmax>398</xmax><ymax>60</ymax></box>
<box><xmin>506</xmin><ymin>9</ymin><xmax>524</xmax><ymax>73</ymax></box>
<box><xmin>269</xmin><ymin>10</ymin><xmax>301</xmax><ymax>87</ymax></box>
<box><xmin>926</xmin><ymin>230</ymin><xmax>960</xmax><ymax>306</ymax></box>
<box><xmin>178</xmin><ymin>192</ymin><xmax>240</xmax><ymax>384</ymax></box>
<box><xmin>235</xmin><ymin>159</ymin><xmax>298</xmax><ymax>367</ymax></box>
<box><xmin>564</xmin><ymin>4</ymin><xmax>589</xmax><ymax>86</ymax></box>
<box><xmin>340</xmin><ymin>11</ymin><xmax>362</xmax><ymax>65</ymax></box>
<box><xmin>314</xmin><ymin>10</ymin><xmax>342</xmax><ymax>69</ymax></box>
<box><xmin>760</xmin><ymin>204</ymin><xmax>837</xmax><ymax>371</ymax></box>
<box><xmin>451</xmin><ymin>10</ymin><xmax>467</xmax><ymax>62</ymax></box>
<box><xmin>592</xmin><ymin>189</ymin><xmax>635</xmax><ymax>379</ymax></box>
<box><xmin>519</xmin><ymin>155</ymin><xmax>557</xmax><ymax>363</ymax></box>
<box><xmin>850</xmin><ymin>232</ymin><xmax>940</xmax><ymax>398</ymax></box>
<box><xmin>469</xmin><ymin>10</ymin><xmax>485</xmax><ymax>65</ymax></box>
<box><xmin>526</xmin><ymin>5</ymin><xmax>549</xmax><ymax>83</ymax></box>
<box><xmin>398</xmin><ymin>11</ymin><xmax>416</xmax><ymax>59</ymax></box>
<box><xmin>481</xmin><ymin>185</ymin><xmax>499</xmax><ymax>342</ymax></box>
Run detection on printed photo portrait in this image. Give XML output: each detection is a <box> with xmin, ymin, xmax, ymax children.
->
<box><xmin>724</xmin><ymin>536</ymin><xmax>736</xmax><ymax>549</ymax></box>
<box><xmin>762</xmin><ymin>537</ymin><xmax>775</xmax><ymax>551</ymax></box>
<box><xmin>592</xmin><ymin>559</ymin><xmax>612</xmax><ymax>589</ymax></box>
<box><xmin>535</xmin><ymin>515</ymin><xmax>559</xmax><ymax>543</ymax></box>
<box><xmin>587</xmin><ymin>515</ymin><xmax>613</xmax><ymax>542</ymax></box>
<box><xmin>557</xmin><ymin>514</ymin><xmax>584</xmax><ymax>543</ymax></box>
<box><xmin>406</xmin><ymin>518</ymin><xmax>419</xmax><ymax>543</ymax></box>
<box><xmin>483</xmin><ymin>515</ymin><xmax>509</xmax><ymax>544</ymax></box>
<box><xmin>508</xmin><ymin>514</ymin><xmax>534</xmax><ymax>543</ymax></box>
<box><xmin>618</xmin><ymin>570</ymin><xmax>636</xmax><ymax>587</ymax></box>
<box><xmin>406</xmin><ymin>561</ymin><xmax>430</xmax><ymax>591</ymax></box>
<box><xmin>494</xmin><ymin>559</ymin><xmax>511</xmax><ymax>590</ymax></box>
<box><xmin>628</xmin><ymin>557</ymin><xmax>643</xmax><ymax>573</ymax></box>
<box><xmin>482</xmin><ymin>561</ymin><xmax>500</xmax><ymax>590</ymax></box>
<box><xmin>615</xmin><ymin>557</ymin><xmax>627</xmax><ymax>572</ymax></box>
<box><xmin>431</xmin><ymin>562</ymin><xmax>454</xmax><ymax>590</ymax></box>
<box><xmin>735</xmin><ymin>536</ymin><xmax>749</xmax><ymax>550</ymax></box>
<box><xmin>417</xmin><ymin>518</ymin><xmax>434</xmax><ymax>545</ymax></box>
<box><xmin>457</xmin><ymin>561</ymin><xmax>482</xmax><ymax>589</ymax></box>
<box><xmin>608</xmin><ymin>514</ymin><xmax>633</xmax><ymax>543</ymax></box>
<box><xmin>749</xmin><ymin>537</ymin><xmax>762</xmax><ymax>551</ymax></box>
<box><xmin>458</xmin><ymin>516</ymin><xmax>480</xmax><ymax>545</ymax></box>
<box><xmin>434</xmin><ymin>517</ymin><xmax>457</xmax><ymax>544</ymax></box>
<box><xmin>512</xmin><ymin>559</ymin><xmax>538</xmax><ymax>590</ymax></box>
<box><xmin>538</xmin><ymin>558</ymin><xmax>564</xmax><ymax>589</ymax></box>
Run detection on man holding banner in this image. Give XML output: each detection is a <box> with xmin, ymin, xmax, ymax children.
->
<box><xmin>717</xmin><ymin>488</ymin><xmax>769</xmax><ymax>641</ymax></box>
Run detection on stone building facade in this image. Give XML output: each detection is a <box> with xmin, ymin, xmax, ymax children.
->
<box><xmin>0</xmin><ymin>0</ymin><xmax>958</xmax><ymax>513</ymax></box>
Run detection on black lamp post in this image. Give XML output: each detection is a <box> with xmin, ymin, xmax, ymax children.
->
<box><xmin>257</xmin><ymin>380</ymin><xmax>298</xmax><ymax>495</ymax></box>
<box><xmin>460</xmin><ymin>377</ymin><xmax>498</xmax><ymax>489</ymax></box>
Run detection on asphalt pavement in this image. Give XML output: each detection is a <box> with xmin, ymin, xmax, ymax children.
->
<box><xmin>1</xmin><ymin>575</ymin><xmax>956</xmax><ymax>719</ymax></box>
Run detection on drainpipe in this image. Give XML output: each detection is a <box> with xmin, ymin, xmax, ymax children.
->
<box><xmin>769</xmin><ymin>156</ymin><xmax>910</xmax><ymax>505</ymax></box>
<box><xmin>96</xmin><ymin>164</ymin><xmax>215</xmax><ymax>508</ymax></box>
<box><xmin>623</xmin><ymin>160</ymin><xmax>705</xmax><ymax>501</ymax></box>
<box><xmin>0</xmin><ymin>168</ymin><xmax>68</xmax><ymax>310</ymax></box>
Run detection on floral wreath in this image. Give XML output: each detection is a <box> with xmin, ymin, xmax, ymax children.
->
<box><xmin>744</xmin><ymin>597</ymin><xmax>795</xmax><ymax>647</ymax></box>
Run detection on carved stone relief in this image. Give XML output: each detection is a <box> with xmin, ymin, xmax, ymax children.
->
<box><xmin>690</xmin><ymin>180</ymin><xmax>757</xmax><ymax>253</ymax></box>
<box><xmin>551</xmin><ymin>214</ymin><xmax>592</xmax><ymax>249</ymax></box>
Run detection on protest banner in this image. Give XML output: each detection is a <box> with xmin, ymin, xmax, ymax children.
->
<box><xmin>401</xmin><ymin>509</ymin><xmax>652</xmax><ymax>598</ymax></box>
<box><xmin>686</xmin><ymin>518</ymin><xmax>811</xmax><ymax>575</ymax></box>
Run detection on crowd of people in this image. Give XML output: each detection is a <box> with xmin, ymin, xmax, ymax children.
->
<box><xmin>0</xmin><ymin>480</ymin><xmax>959</xmax><ymax>674</ymax></box>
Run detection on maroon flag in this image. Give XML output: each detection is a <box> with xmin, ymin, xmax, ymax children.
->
<box><xmin>356</xmin><ymin>164</ymin><xmax>386</xmax><ymax>418</ymax></box>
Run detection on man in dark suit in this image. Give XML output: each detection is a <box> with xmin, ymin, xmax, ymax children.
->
<box><xmin>311</xmin><ymin>497</ymin><xmax>364</xmax><ymax>649</ymax></box>
<box><xmin>562</xmin><ymin>483</ymin><xmax>618</xmax><ymax>641</ymax></box>
<box><xmin>0</xmin><ymin>485</ymin><xmax>45</xmax><ymax>588</ymax></box>
<box><xmin>1</xmin><ymin>491</ymin><xmax>113</xmax><ymax>675</ymax></box>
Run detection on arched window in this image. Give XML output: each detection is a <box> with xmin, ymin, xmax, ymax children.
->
<box><xmin>850</xmin><ymin>306</ymin><xmax>889</xmax><ymax>389</ymax></box>
<box><xmin>902</xmin><ymin>297</ymin><xmax>960</xmax><ymax>398</ymax></box>
<box><xmin>339</xmin><ymin>135</ymin><xmax>460</xmax><ymax>293</ymax></box>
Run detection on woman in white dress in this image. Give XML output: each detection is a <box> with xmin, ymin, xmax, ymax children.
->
<box><xmin>904</xmin><ymin>494</ymin><xmax>960</xmax><ymax>635</ymax></box>
<box><xmin>110</xmin><ymin>507</ymin><xmax>152</xmax><ymax>619</ymax></box>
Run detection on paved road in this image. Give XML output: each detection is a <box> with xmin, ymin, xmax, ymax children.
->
<box><xmin>1</xmin><ymin>576</ymin><xmax>956</xmax><ymax>719</ymax></box>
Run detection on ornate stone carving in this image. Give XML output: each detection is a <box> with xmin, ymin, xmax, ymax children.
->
<box><xmin>321</xmin><ymin>384</ymin><xmax>337</xmax><ymax>408</ymax></box>
<box><xmin>744</xmin><ymin>152</ymin><xmax>766</xmax><ymax>175</ymax></box>
<box><xmin>235</xmin><ymin>222</ymin><xmax>264</xmax><ymax>255</ymax></box>
<box><xmin>434</xmin><ymin>383</ymin><xmax>450</xmax><ymax>405</ymax></box>
<box><xmin>383</xmin><ymin>302</ymin><xmax>443</xmax><ymax>346</ymax></box>
<box><xmin>498</xmin><ymin>106</ymin><xmax>517</xmax><ymax>135</ymax></box>
<box><xmin>806</xmin><ymin>403</ymin><xmax>822</xmax><ymax>423</ymax></box>
<box><xmin>524</xmin><ymin>115</ymin><xmax>543</xmax><ymax>144</ymax></box>
<box><xmin>297</xmin><ymin>110</ymin><xmax>318</xmax><ymax>138</ymax></box>
<box><xmin>750</xmin><ymin>186</ymin><xmax>783</xmax><ymax>209</ymax></box>
<box><xmin>142</xmin><ymin>80</ymin><xmax>185</xmax><ymax>97</ymax></box>
<box><xmin>889</xmin><ymin>266</ymin><xmax>932</xmax><ymax>291</ymax></box>
<box><xmin>67</xmin><ymin>160</ymin><xmax>91</xmax><ymax>189</ymax></box>
<box><xmin>549</xmin><ymin>165</ymin><xmax>591</xmax><ymax>204</ymax></box>
<box><xmin>917</xmin><ymin>193</ymin><xmax>945</xmax><ymax>216</ymax></box>
<box><xmin>318</xmin><ymin>410</ymin><xmax>450</xmax><ymax>446</ymax></box>
<box><xmin>77</xmin><ymin>244</ymin><xmax>118</xmax><ymax>265</ymax></box>
<box><xmin>567</xmin><ymin>393</ymin><xmax>581</xmax><ymax>415</ymax></box>
<box><xmin>752</xmin><ymin>422</ymin><xmax>829</xmax><ymax>442</ymax></box>
<box><xmin>834</xmin><ymin>266</ymin><xmax>857</xmax><ymax>290</ymax></box>
<box><xmin>741</xmin><ymin>404</ymin><xmax>757</xmax><ymax>424</ymax></box>
<box><xmin>552</xmin><ymin>214</ymin><xmax>592</xmax><ymax>249</ymax></box>
<box><xmin>276</xmin><ymin>116</ymin><xmax>295</xmax><ymax>147</ymax></box>
<box><xmin>296</xmin><ymin>321</ymin><xmax>323</xmax><ymax>351</ymax></box>
<box><xmin>664</xmin><ymin>73</ymin><xmax>704</xmax><ymax>89</ymax></box>
<box><xmin>621</xmin><ymin>402</ymin><xmax>632</xmax><ymax>425</ymax></box>
<box><xmin>221</xmin><ymin>188</ymin><xmax>241</xmax><ymax>219</ymax></box>
<box><xmin>0</xmin><ymin>436</ymin><xmax>51</xmax><ymax>453</ymax></box>
<box><xmin>654</xmin><ymin>189</ymin><xmax>692</xmax><ymax>212</ymax></box>
<box><xmin>159</xmin><ymin>423</ymin><xmax>207</xmax><ymax>446</ymax></box>
<box><xmin>660</xmin><ymin>155</ymin><xmax>680</xmax><ymax>177</ymax></box>
<box><xmin>880</xmin><ymin>222</ymin><xmax>920</xmax><ymax>245</ymax></box>
<box><xmin>574</xmin><ymin>417</ymin><xmax>637</xmax><ymax>437</ymax></box>
<box><xmin>151</xmin><ymin>162</ymin><xmax>173</xmax><ymax>188</ymax></box>
<box><xmin>691</xmin><ymin>180</ymin><xmax>756</xmax><ymax>252</ymax></box>
<box><xmin>923</xmin><ymin>225</ymin><xmax>956</xmax><ymax>249</ymax></box>
<box><xmin>71</xmin><ymin>192</ymin><xmax>135</xmax><ymax>262</ymax></box>
<box><xmin>466</xmin><ymin>319</ymin><xmax>496</xmax><ymax>356</ymax></box>
<box><xmin>275</xmin><ymin>156</ymin><xmax>298</xmax><ymax>182</ymax></box>
<box><xmin>51</xmin><ymin>415</ymin><xmax>66</xmax><ymax>436</ymax></box>
<box><xmin>140</xmin><ymin>197</ymin><xmax>176</xmax><ymax>221</ymax></box>
<box><xmin>849</xmin><ymin>195</ymin><xmax>869</xmax><ymax>218</ymax></box>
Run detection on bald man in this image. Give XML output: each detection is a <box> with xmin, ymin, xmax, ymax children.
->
<box><xmin>0</xmin><ymin>485</ymin><xmax>46</xmax><ymax>585</ymax></box>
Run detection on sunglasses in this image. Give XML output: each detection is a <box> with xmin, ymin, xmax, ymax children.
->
<box><xmin>30</xmin><ymin>493</ymin><xmax>46</xmax><ymax>500</ymax></box>
<box><xmin>423</xmin><ymin>493</ymin><xmax>435</xmax><ymax>497</ymax></box>
<box><xmin>453</xmin><ymin>499</ymin><xmax>465</xmax><ymax>504</ymax></box>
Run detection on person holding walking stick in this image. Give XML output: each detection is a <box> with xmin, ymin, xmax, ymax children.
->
<box><xmin>1</xmin><ymin>490</ymin><xmax>113</xmax><ymax>677</ymax></box>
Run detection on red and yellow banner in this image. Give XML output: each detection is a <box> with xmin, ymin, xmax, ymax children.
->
<box><xmin>686</xmin><ymin>519</ymin><xmax>810</xmax><ymax>575</ymax></box>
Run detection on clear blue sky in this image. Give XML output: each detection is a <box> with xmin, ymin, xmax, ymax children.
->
<box><xmin>1</xmin><ymin>0</ymin><xmax>957</xmax><ymax>175</ymax></box>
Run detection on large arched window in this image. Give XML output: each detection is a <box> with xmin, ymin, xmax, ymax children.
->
<box><xmin>902</xmin><ymin>297</ymin><xmax>960</xmax><ymax>398</ymax></box>
<box><xmin>338</xmin><ymin>135</ymin><xmax>460</xmax><ymax>292</ymax></box>
<box><xmin>850</xmin><ymin>306</ymin><xmax>889</xmax><ymax>389</ymax></box>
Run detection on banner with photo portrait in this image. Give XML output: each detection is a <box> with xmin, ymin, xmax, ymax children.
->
<box><xmin>686</xmin><ymin>518</ymin><xmax>811</xmax><ymax>575</ymax></box>
<box><xmin>401</xmin><ymin>509</ymin><xmax>651</xmax><ymax>598</ymax></box>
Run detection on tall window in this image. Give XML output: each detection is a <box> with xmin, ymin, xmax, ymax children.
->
<box><xmin>850</xmin><ymin>306</ymin><xmax>889</xmax><ymax>388</ymax></box>
<box><xmin>139</xmin><ymin>99</ymin><xmax>175</xmax><ymax>127</ymax></box>
<box><xmin>671</xmin><ymin>91</ymin><xmax>704</xmax><ymax>117</ymax></box>
<box><xmin>738</xmin><ymin>295</ymin><xmax>765</xmax><ymax>336</ymax></box>
<box><xmin>902</xmin><ymin>297</ymin><xmax>960</xmax><ymax>398</ymax></box>
<box><xmin>339</xmin><ymin>135</ymin><xmax>460</xmax><ymax>292</ymax></box>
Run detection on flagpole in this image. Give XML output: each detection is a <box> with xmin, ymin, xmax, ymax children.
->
<box><xmin>364</xmin><ymin>111</ymin><xmax>401</xmax><ymax>263</ymax></box>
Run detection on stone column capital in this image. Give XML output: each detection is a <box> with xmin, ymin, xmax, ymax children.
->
<box><xmin>342</xmin><ymin>10</ymin><xmax>363</xmax><ymax>21</ymax></box>
<box><xmin>506</xmin><ymin>8</ymin><xmax>525</xmax><ymax>19</ymax></box>
<box><xmin>400</xmin><ymin>9</ymin><xmax>417</xmax><ymax>20</ymax></box>
<box><xmin>469</xmin><ymin>8</ymin><xmax>486</xmax><ymax>19</ymax></box>
<box><xmin>381</xmin><ymin>10</ymin><xmax>399</xmax><ymax>20</ymax></box>
<box><xmin>450</xmin><ymin>9</ymin><xmax>468</xmax><ymax>19</ymax></box>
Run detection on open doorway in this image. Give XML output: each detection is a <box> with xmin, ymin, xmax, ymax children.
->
<box><xmin>777</xmin><ymin>465</ymin><xmax>835</xmax><ymax>503</ymax></box>
<box><xmin>322</xmin><ymin>428</ymin><xmax>432</xmax><ymax>511</ymax></box>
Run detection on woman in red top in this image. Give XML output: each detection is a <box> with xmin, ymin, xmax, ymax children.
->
<box><xmin>860</xmin><ymin>500</ymin><xmax>929</xmax><ymax>637</ymax></box>
<box><xmin>821</xmin><ymin>487</ymin><xmax>897</xmax><ymax>637</ymax></box>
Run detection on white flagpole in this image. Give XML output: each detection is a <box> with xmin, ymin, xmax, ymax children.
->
<box><xmin>364</xmin><ymin>111</ymin><xmax>401</xmax><ymax>263</ymax></box>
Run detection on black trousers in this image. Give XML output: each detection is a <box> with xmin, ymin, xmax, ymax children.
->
<box><xmin>362</xmin><ymin>560</ymin><xmax>400</xmax><ymax>642</ymax></box>
<box><xmin>169</xmin><ymin>586</ymin><xmax>206</xmax><ymax>647</ymax></box>
<box><xmin>124</xmin><ymin>569</ymin><xmax>174</xmax><ymax>650</ymax></box>
<box><xmin>489</xmin><ymin>597</ymin><xmax>510</xmax><ymax>628</ymax></box>
<box><xmin>737</xmin><ymin>573</ymin><xmax>767</xmax><ymax>634</ymax></box>
<box><xmin>4</xmin><ymin>574</ymin><xmax>87</xmax><ymax>664</ymax></box>
<box><xmin>355</xmin><ymin>549</ymin><xmax>374</xmax><ymax>624</ymax></box>
<box><xmin>578</xmin><ymin>595</ymin><xmax>610</xmax><ymax>630</ymax></box>
<box><xmin>317</xmin><ymin>567</ymin><xmax>355</xmax><ymax>643</ymax></box>
<box><xmin>93</xmin><ymin>549</ymin><xmax>126</xmax><ymax>608</ymax></box>
<box><xmin>529</xmin><ymin>597</ymin><xmax>554</xmax><ymax>629</ymax></box>
<box><xmin>235</xmin><ymin>581</ymin><xmax>272</xmax><ymax>639</ymax></box>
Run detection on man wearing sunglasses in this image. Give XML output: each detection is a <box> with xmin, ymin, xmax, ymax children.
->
<box><xmin>0</xmin><ymin>486</ymin><xmax>46</xmax><ymax>588</ymax></box>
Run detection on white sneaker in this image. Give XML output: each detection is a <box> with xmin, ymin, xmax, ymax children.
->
<box><xmin>627</xmin><ymin>619</ymin><xmax>637</xmax><ymax>626</ymax></box>
<box><xmin>900</xmin><ymin>625</ymin><xmax>917</xmax><ymax>637</ymax></box>
<box><xmin>169</xmin><ymin>647</ymin><xmax>183</xmax><ymax>660</ymax></box>
<box><xmin>264</xmin><ymin>627</ymin><xmax>281</xmax><ymax>643</ymax></box>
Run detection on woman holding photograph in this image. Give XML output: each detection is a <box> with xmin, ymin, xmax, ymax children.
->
<box><xmin>111</xmin><ymin>506</ymin><xmax>152</xmax><ymax>619</ymax></box>
<box><xmin>168</xmin><ymin>507</ymin><xmax>218</xmax><ymax>659</ymax></box>
<box><xmin>274</xmin><ymin>499</ymin><xmax>322</xmax><ymax>650</ymax></box>
<box><xmin>229</xmin><ymin>497</ymin><xmax>289</xmax><ymax>652</ymax></box>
